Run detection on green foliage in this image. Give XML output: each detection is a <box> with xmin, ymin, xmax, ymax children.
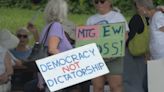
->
<box><xmin>113</xmin><ymin>0</ymin><xmax>134</xmax><ymax>16</ymax></box>
<box><xmin>67</xmin><ymin>0</ymin><xmax>135</xmax><ymax>15</ymax></box>
<box><xmin>68</xmin><ymin>0</ymin><xmax>95</xmax><ymax>14</ymax></box>
<box><xmin>68</xmin><ymin>14</ymin><xmax>91</xmax><ymax>25</ymax></box>
<box><xmin>0</xmin><ymin>0</ymin><xmax>32</xmax><ymax>8</ymax></box>
<box><xmin>0</xmin><ymin>0</ymin><xmax>47</xmax><ymax>10</ymax></box>
<box><xmin>154</xmin><ymin>0</ymin><xmax>164</xmax><ymax>5</ymax></box>
<box><xmin>0</xmin><ymin>8</ymin><xmax>89</xmax><ymax>32</ymax></box>
<box><xmin>0</xmin><ymin>0</ymin><xmax>163</xmax><ymax>15</ymax></box>
<box><xmin>0</xmin><ymin>8</ymin><xmax>45</xmax><ymax>33</ymax></box>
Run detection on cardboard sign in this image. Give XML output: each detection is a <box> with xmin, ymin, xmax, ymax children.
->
<box><xmin>148</xmin><ymin>59</ymin><xmax>164</xmax><ymax>92</ymax></box>
<box><xmin>76</xmin><ymin>22</ymin><xmax>126</xmax><ymax>58</ymax></box>
<box><xmin>35</xmin><ymin>43</ymin><xmax>109</xmax><ymax>92</ymax></box>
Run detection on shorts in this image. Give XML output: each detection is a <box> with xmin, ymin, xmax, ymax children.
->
<box><xmin>104</xmin><ymin>57</ymin><xmax>123</xmax><ymax>75</ymax></box>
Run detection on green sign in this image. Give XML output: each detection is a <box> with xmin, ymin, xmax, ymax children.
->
<box><xmin>75</xmin><ymin>22</ymin><xmax>126</xmax><ymax>58</ymax></box>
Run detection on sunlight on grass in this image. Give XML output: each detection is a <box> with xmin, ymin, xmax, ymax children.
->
<box><xmin>0</xmin><ymin>8</ymin><xmax>90</xmax><ymax>33</ymax></box>
<box><xmin>0</xmin><ymin>7</ymin><xmax>131</xmax><ymax>33</ymax></box>
<box><xmin>0</xmin><ymin>7</ymin><xmax>131</xmax><ymax>45</ymax></box>
<box><xmin>68</xmin><ymin>14</ymin><xmax>91</xmax><ymax>26</ymax></box>
<box><xmin>0</xmin><ymin>8</ymin><xmax>45</xmax><ymax>33</ymax></box>
<box><xmin>0</xmin><ymin>8</ymin><xmax>91</xmax><ymax>45</ymax></box>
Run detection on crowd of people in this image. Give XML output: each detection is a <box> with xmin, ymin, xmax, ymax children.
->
<box><xmin>0</xmin><ymin>0</ymin><xmax>164</xmax><ymax>92</ymax></box>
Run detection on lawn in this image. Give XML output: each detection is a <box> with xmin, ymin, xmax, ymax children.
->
<box><xmin>0</xmin><ymin>8</ymin><xmax>90</xmax><ymax>33</ymax></box>
<box><xmin>0</xmin><ymin>8</ymin><xmax>91</xmax><ymax>44</ymax></box>
<box><xmin>0</xmin><ymin>8</ymin><xmax>131</xmax><ymax>44</ymax></box>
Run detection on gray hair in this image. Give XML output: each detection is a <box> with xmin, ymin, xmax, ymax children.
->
<box><xmin>16</xmin><ymin>27</ymin><xmax>30</xmax><ymax>39</ymax></box>
<box><xmin>44</xmin><ymin>0</ymin><xmax>68</xmax><ymax>24</ymax></box>
<box><xmin>135</xmin><ymin>0</ymin><xmax>155</xmax><ymax>10</ymax></box>
<box><xmin>16</xmin><ymin>27</ymin><xmax>29</xmax><ymax>35</ymax></box>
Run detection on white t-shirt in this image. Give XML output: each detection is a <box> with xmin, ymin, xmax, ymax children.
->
<box><xmin>149</xmin><ymin>11</ymin><xmax>164</xmax><ymax>59</ymax></box>
<box><xmin>86</xmin><ymin>10</ymin><xmax>129</xmax><ymax>31</ymax></box>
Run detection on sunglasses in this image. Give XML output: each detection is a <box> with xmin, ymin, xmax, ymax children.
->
<box><xmin>94</xmin><ymin>0</ymin><xmax>106</xmax><ymax>4</ymax></box>
<box><xmin>17</xmin><ymin>34</ymin><xmax>28</xmax><ymax>39</ymax></box>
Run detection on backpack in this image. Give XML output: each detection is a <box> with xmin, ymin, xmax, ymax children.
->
<box><xmin>128</xmin><ymin>16</ymin><xmax>150</xmax><ymax>56</ymax></box>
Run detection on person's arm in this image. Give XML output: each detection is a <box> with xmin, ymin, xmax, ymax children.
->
<box><xmin>48</xmin><ymin>36</ymin><xmax>60</xmax><ymax>55</ymax></box>
<box><xmin>159</xmin><ymin>27</ymin><xmax>164</xmax><ymax>32</ymax></box>
<box><xmin>128</xmin><ymin>14</ymin><xmax>144</xmax><ymax>40</ymax></box>
<box><xmin>47</xmin><ymin>22</ymin><xmax>64</xmax><ymax>55</ymax></box>
<box><xmin>126</xmin><ymin>14</ymin><xmax>144</xmax><ymax>46</ymax></box>
<box><xmin>27</xmin><ymin>22</ymin><xmax>39</xmax><ymax>42</ymax></box>
<box><xmin>8</xmin><ymin>51</ymin><xmax>22</xmax><ymax>66</ymax></box>
<box><xmin>4</xmin><ymin>52</ymin><xmax>14</xmax><ymax>77</ymax></box>
<box><xmin>125</xmin><ymin>31</ymin><xmax>129</xmax><ymax>42</ymax></box>
<box><xmin>0</xmin><ymin>52</ymin><xmax>13</xmax><ymax>84</ymax></box>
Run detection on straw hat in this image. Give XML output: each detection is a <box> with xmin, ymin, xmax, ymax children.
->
<box><xmin>0</xmin><ymin>29</ymin><xmax>19</xmax><ymax>49</ymax></box>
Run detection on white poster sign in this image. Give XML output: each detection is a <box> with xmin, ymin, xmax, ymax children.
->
<box><xmin>36</xmin><ymin>43</ymin><xmax>110</xmax><ymax>92</ymax></box>
<box><xmin>148</xmin><ymin>59</ymin><xmax>164</xmax><ymax>92</ymax></box>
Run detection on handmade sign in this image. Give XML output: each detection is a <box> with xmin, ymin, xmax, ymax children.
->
<box><xmin>148</xmin><ymin>59</ymin><xmax>164</xmax><ymax>92</ymax></box>
<box><xmin>76</xmin><ymin>22</ymin><xmax>126</xmax><ymax>58</ymax></box>
<box><xmin>35</xmin><ymin>43</ymin><xmax>109</xmax><ymax>92</ymax></box>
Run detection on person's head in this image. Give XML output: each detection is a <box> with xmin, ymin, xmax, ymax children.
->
<box><xmin>44</xmin><ymin>0</ymin><xmax>68</xmax><ymax>24</ymax></box>
<box><xmin>135</xmin><ymin>0</ymin><xmax>155</xmax><ymax>17</ymax></box>
<box><xmin>92</xmin><ymin>0</ymin><xmax>113</xmax><ymax>14</ymax></box>
<box><xmin>16</xmin><ymin>27</ymin><xmax>29</xmax><ymax>46</ymax></box>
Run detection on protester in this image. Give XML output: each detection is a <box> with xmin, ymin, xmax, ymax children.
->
<box><xmin>0</xmin><ymin>29</ymin><xmax>19</xmax><ymax>92</ymax></box>
<box><xmin>27</xmin><ymin>0</ymin><xmax>75</xmax><ymax>92</ymax></box>
<box><xmin>86</xmin><ymin>0</ymin><xmax>129</xmax><ymax>92</ymax></box>
<box><xmin>135</xmin><ymin>0</ymin><xmax>164</xmax><ymax>60</ymax></box>
<box><xmin>10</xmin><ymin>26</ymin><xmax>39</xmax><ymax>91</ymax></box>
<box><xmin>10</xmin><ymin>27</ymin><xmax>38</xmax><ymax>62</ymax></box>
<box><xmin>123</xmin><ymin>1</ymin><xmax>149</xmax><ymax>92</ymax></box>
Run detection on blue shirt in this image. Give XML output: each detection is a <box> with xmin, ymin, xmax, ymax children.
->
<box><xmin>10</xmin><ymin>48</ymin><xmax>32</xmax><ymax>61</ymax></box>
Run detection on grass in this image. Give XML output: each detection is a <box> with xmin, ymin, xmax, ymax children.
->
<box><xmin>0</xmin><ymin>7</ymin><xmax>132</xmax><ymax>44</ymax></box>
<box><xmin>0</xmin><ymin>7</ymin><xmax>91</xmax><ymax>45</ymax></box>
<box><xmin>0</xmin><ymin>8</ymin><xmax>132</xmax><ymax>32</ymax></box>
<box><xmin>68</xmin><ymin>14</ymin><xmax>91</xmax><ymax>26</ymax></box>
<box><xmin>0</xmin><ymin>8</ymin><xmax>90</xmax><ymax>33</ymax></box>
<box><xmin>0</xmin><ymin>8</ymin><xmax>44</xmax><ymax>33</ymax></box>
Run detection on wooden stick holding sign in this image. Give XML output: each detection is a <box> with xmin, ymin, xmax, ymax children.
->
<box><xmin>76</xmin><ymin>22</ymin><xmax>126</xmax><ymax>58</ymax></box>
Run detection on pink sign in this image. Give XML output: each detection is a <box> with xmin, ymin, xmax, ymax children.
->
<box><xmin>76</xmin><ymin>25</ymin><xmax>100</xmax><ymax>40</ymax></box>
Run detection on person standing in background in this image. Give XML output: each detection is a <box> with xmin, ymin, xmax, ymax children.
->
<box><xmin>123</xmin><ymin>1</ymin><xmax>149</xmax><ymax>92</ymax></box>
<box><xmin>10</xmin><ymin>26</ymin><xmax>39</xmax><ymax>91</ymax></box>
<box><xmin>0</xmin><ymin>29</ymin><xmax>19</xmax><ymax>92</ymax></box>
<box><xmin>10</xmin><ymin>27</ymin><xmax>39</xmax><ymax>62</ymax></box>
<box><xmin>86</xmin><ymin>0</ymin><xmax>129</xmax><ymax>92</ymax></box>
<box><xmin>135</xmin><ymin>0</ymin><xmax>164</xmax><ymax>60</ymax></box>
<box><xmin>34</xmin><ymin>0</ymin><xmax>73</xmax><ymax>91</ymax></box>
